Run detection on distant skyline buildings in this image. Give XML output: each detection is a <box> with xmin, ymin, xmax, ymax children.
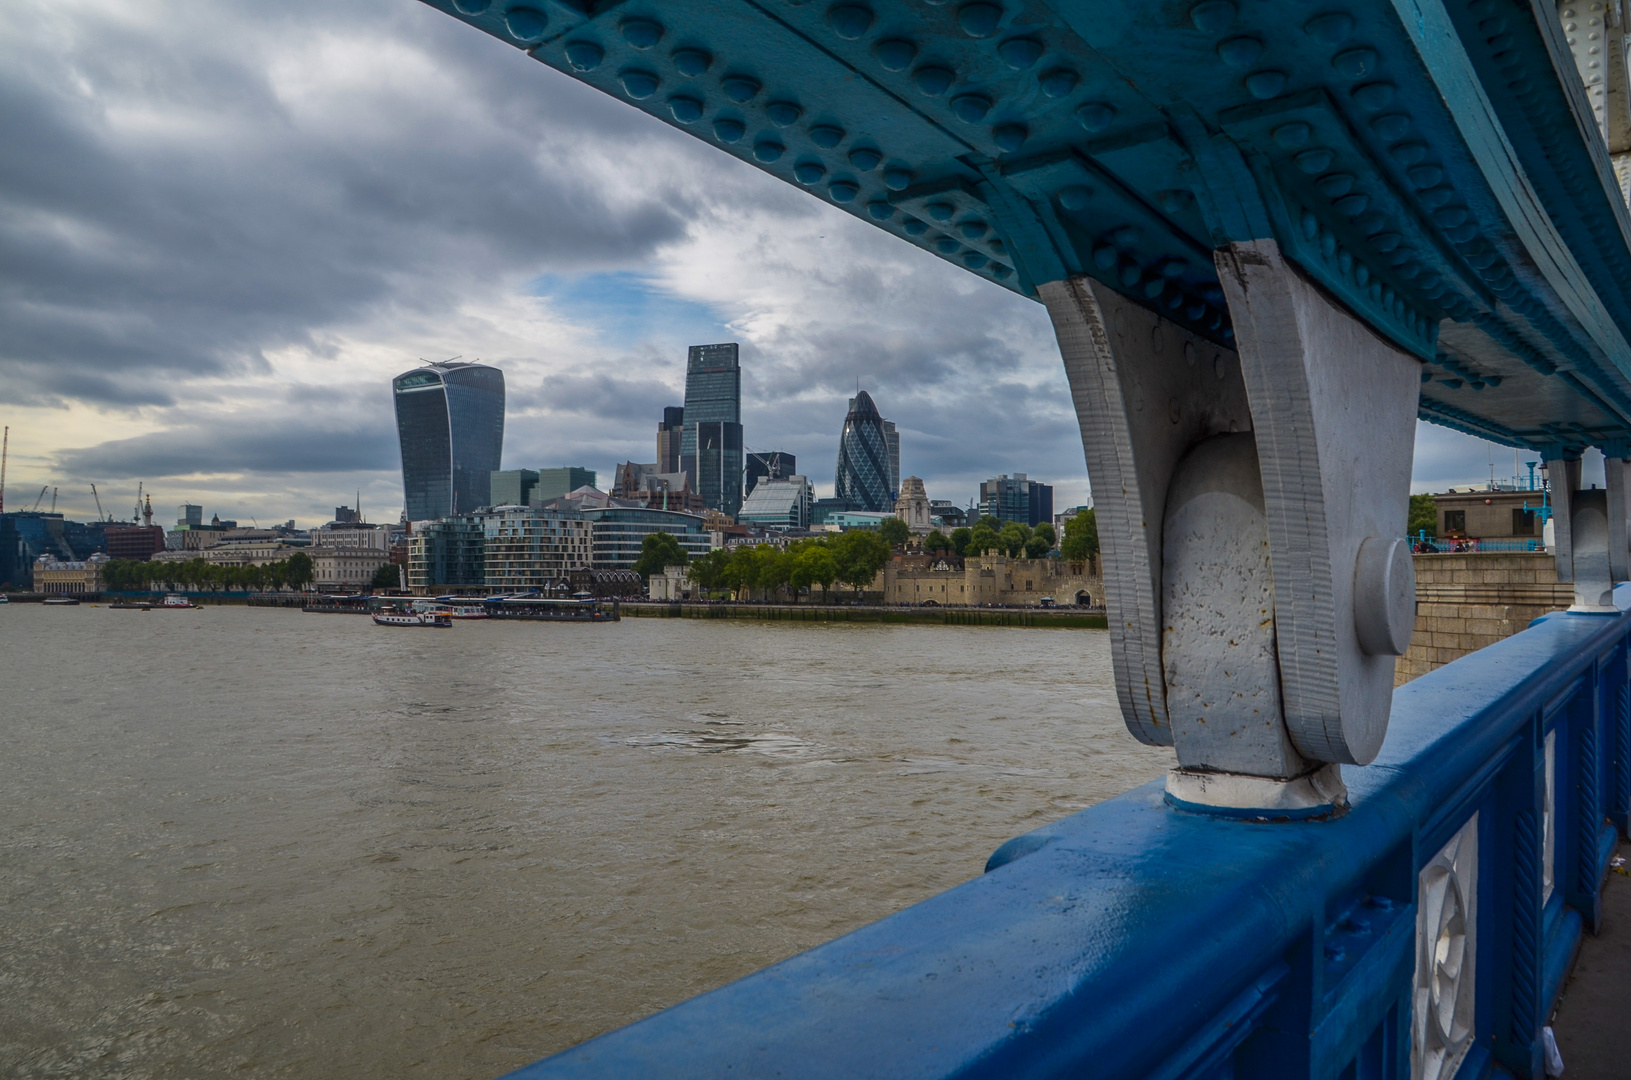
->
<box><xmin>679</xmin><ymin>343</ymin><xmax>744</xmax><ymax>517</ymax></box>
<box><xmin>745</xmin><ymin>451</ymin><xmax>797</xmax><ymax>499</ymax></box>
<box><xmin>835</xmin><ymin>391</ymin><xmax>896</xmax><ymax>513</ymax></box>
<box><xmin>981</xmin><ymin>473</ymin><xmax>1054</xmax><ymax>529</ymax></box>
<box><xmin>657</xmin><ymin>406</ymin><xmax>684</xmax><ymax>475</ymax></box>
<box><xmin>393</xmin><ymin>360</ymin><xmax>505</xmax><ymax>521</ymax></box>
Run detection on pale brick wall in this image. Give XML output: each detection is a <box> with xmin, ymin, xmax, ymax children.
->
<box><xmin>1395</xmin><ymin>553</ymin><xmax>1572</xmax><ymax>684</ymax></box>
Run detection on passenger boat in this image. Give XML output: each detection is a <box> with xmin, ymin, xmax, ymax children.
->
<box><xmin>483</xmin><ymin>596</ymin><xmax>618</xmax><ymax>622</ymax></box>
<box><xmin>446</xmin><ymin>603</ymin><xmax>488</xmax><ymax>620</ymax></box>
<box><xmin>42</xmin><ymin>596</ymin><xmax>80</xmax><ymax>606</ymax></box>
<box><xmin>159</xmin><ymin>594</ymin><xmax>199</xmax><ymax>609</ymax></box>
<box><xmin>372</xmin><ymin>610</ymin><xmax>452</xmax><ymax>628</ymax></box>
<box><xmin>110</xmin><ymin>600</ymin><xmax>153</xmax><ymax>610</ymax></box>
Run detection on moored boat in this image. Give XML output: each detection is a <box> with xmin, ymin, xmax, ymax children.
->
<box><xmin>159</xmin><ymin>594</ymin><xmax>199</xmax><ymax>609</ymax></box>
<box><xmin>372</xmin><ymin>610</ymin><xmax>452</xmax><ymax>628</ymax></box>
<box><xmin>41</xmin><ymin>596</ymin><xmax>80</xmax><ymax>606</ymax></box>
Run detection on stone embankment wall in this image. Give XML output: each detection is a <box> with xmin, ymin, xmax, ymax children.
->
<box><xmin>1396</xmin><ymin>553</ymin><xmax>1572</xmax><ymax>684</ymax></box>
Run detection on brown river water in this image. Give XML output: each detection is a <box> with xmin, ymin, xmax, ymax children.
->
<box><xmin>0</xmin><ymin>604</ymin><xmax>1172</xmax><ymax>1079</ymax></box>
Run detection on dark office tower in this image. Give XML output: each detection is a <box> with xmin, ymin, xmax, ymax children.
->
<box><xmin>745</xmin><ymin>451</ymin><xmax>797</xmax><ymax>499</ymax></box>
<box><xmin>393</xmin><ymin>360</ymin><xmax>505</xmax><ymax>520</ymax></box>
<box><xmin>657</xmin><ymin>406</ymin><xmax>684</xmax><ymax>475</ymax></box>
<box><xmin>882</xmin><ymin>420</ymin><xmax>901</xmax><ymax>500</ymax></box>
<box><xmin>679</xmin><ymin>343</ymin><xmax>743</xmax><ymax>515</ymax></box>
<box><xmin>834</xmin><ymin>391</ymin><xmax>893</xmax><ymax>512</ymax></box>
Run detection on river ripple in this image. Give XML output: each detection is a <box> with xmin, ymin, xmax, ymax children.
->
<box><xmin>0</xmin><ymin>605</ymin><xmax>1172</xmax><ymax>1079</ymax></box>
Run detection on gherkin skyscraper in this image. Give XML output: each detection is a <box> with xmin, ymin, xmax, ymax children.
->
<box><xmin>834</xmin><ymin>391</ymin><xmax>894</xmax><ymax>512</ymax></box>
<box><xmin>393</xmin><ymin>360</ymin><xmax>505</xmax><ymax>520</ymax></box>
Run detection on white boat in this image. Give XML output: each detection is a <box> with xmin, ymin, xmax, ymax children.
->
<box><xmin>42</xmin><ymin>596</ymin><xmax>80</xmax><ymax>606</ymax></box>
<box><xmin>0</xmin><ymin>594</ymin><xmax>9</xmax><ymax>604</ymax></box>
<box><xmin>373</xmin><ymin>610</ymin><xmax>451</xmax><ymax>628</ymax></box>
<box><xmin>446</xmin><ymin>603</ymin><xmax>488</xmax><ymax>620</ymax></box>
<box><xmin>159</xmin><ymin>594</ymin><xmax>199</xmax><ymax>609</ymax></box>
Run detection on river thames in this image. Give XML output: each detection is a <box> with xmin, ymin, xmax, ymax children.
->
<box><xmin>0</xmin><ymin>605</ymin><xmax>1172</xmax><ymax>1079</ymax></box>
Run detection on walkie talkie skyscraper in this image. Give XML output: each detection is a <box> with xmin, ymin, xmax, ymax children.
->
<box><xmin>393</xmin><ymin>360</ymin><xmax>505</xmax><ymax>521</ymax></box>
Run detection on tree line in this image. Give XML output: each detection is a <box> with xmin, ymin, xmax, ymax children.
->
<box><xmin>101</xmin><ymin>553</ymin><xmax>315</xmax><ymax>593</ymax></box>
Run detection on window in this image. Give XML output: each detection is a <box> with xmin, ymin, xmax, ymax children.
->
<box><xmin>1444</xmin><ymin>510</ymin><xmax>1466</xmax><ymax>534</ymax></box>
<box><xmin>1512</xmin><ymin>508</ymin><xmax>1535</xmax><ymax>536</ymax></box>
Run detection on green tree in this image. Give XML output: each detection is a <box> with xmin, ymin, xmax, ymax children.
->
<box><xmin>284</xmin><ymin>551</ymin><xmax>314</xmax><ymax>591</ymax></box>
<box><xmin>689</xmin><ymin>548</ymin><xmax>731</xmax><ymax>597</ymax></box>
<box><xmin>923</xmin><ymin>529</ymin><xmax>951</xmax><ymax>553</ymax></box>
<box><xmin>790</xmin><ymin>544</ymin><xmax>838</xmax><ymax>602</ymax></box>
<box><xmin>968</xmin><ymin>522</ymin><xmax>1001</xmax><ymax>557</ymax></box>
<box><xmin>830</xmin><ymin>528</ymin><xmax>890</xmax><ymax>597</ymax></box>
<box><xmin>1032</xmin><ymin>521</ymin><xmax>1057</xmax><ymax>549</ymax></box>
<box><xmin>878</xmin><ymin>516</ymin><xmax>911</xmax><ymax>546</ymax></box>
<box><xmin>1408</xmin><ymin>493</ymin><xmax>1437</xmax><ymax>539</ymax></box>
<box><xmin>1024</xmin><ymin>535</ymin><xmax>1051</xmax><ymax>559</ymax></box>
<box><xmin>370</xmin><ymin>563</ymin><xmax>399</xmax><ymax>590</ymax></box>
<box><xmin>949</xmin><ymin>526</ymin><xmax>973</xmax><ymax>557</ymax></box>
<box><xmin>1061</xmin><ymin>508</ymin><xmax>1099</xmax><ymax>564</ymax></box>
<box><xmin>633</xmin><ymin>531</ymin><xmax>689</xmax><ymax>580</ymax></box>
<box><xmin>977</xmin><ymin>514</ymin><xmax>1001</xmax><ymax>533</ymax></box>
<box><xmin>756</xmin><ymin>545</ymin><xmax>793</xmax><ymax>600</ymax></box>
<box><xmin>999</xmin><ymin>521</ymin><xmax>1030</xmax><ymax>557</ymax></box>
<box><xmin>724</xmin><ymin>545</ymin><xmax>758</xmax><ymax>599</ymax></box>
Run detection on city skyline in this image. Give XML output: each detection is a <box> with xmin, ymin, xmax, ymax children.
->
<box><xmin>0</xmin><ymin>0</ymin><xmax>1518</xmax><ymax>530</ymax></box>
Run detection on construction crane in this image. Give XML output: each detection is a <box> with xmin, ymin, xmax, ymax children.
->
<box><xmin>0</xmin><ymin>426</ymin><xmax>8</xmax><ymax>513</ymax></box>
<box><xmin>133</xmin><ymin>482</ymin><xmax>143</xmax><ymax>524</ymax></box>
<box><xmin>91</xmin><ymin>483</ymin><xmax>106</xmax><ymax>521</ymax></box>
<box><xmin>31</xmin><ymin>485</ymin><xmax>49</xmax><ymax>511</ymax></box>
<box><xmin>50</xmin><ymin>487</ymin><xmax>57</xmax><ymax>513</ymax></box>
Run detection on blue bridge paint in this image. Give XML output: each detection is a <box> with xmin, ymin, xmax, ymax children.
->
<box><xmin>425</xmin><ymin>0</ymin><xmax>1631</xmax><ymax>453</ymax></box>
<box><xmin>495</xmin><ymin>591</ymin><xmax>1631</xmax><ymax>1079</ymax></box>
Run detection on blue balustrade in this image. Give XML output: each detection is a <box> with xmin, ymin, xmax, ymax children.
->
<box><xmin>502</xmin><ymin>589</ymin><xmax>1631</xmax><ymax>1080</ymax></box>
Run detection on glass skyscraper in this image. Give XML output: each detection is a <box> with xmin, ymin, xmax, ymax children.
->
<box><xmin>835</xmin><ymin>391</ymin><xmax>894</xmax><ymax>512</ymax></box>
<box><xmin>393</xmin><ymin>361</ymin><xmax>505</xmax><ymax>520</ymax></box>
<box><xmin>679</xmin><ymin>343</ymin><xmax>743</xmax><ymax>516</ymax></box>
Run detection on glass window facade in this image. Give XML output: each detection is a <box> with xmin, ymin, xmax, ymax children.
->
<box><xmin>679</xmin><ymin>343</ymin><xmax>742</xmax><ymax>515</ymax></box>
<box><xmin>394</xmin><ymin>362</ymin><xmax>505</xmax><ymax>520</ymax></box>
<box><xmin>481</xmin><ymin>506</ymin><xmax>592</xmax><ymax>589</ymax></box>
<box><xmin>738</xmin><ymin>476</ymin><xmax>813</xmax><ymax>530</ymax></box>
<box><xmin>834</xmin><ymin>391</ymin><xmax>893</xmax><ymax>512</ymax></box>
<box><xmin>407</xmin><ymin>517</ymin><xmax>486</xmax><ymax>591</ymax></box>
<box><xmin>581</xmin><ymin>508</ymin><xmax>712</xmax><ymax>569</ymax></box>
<box><xmin>979</xmin><ymin>473</ymin><xmax>1055</xmax><ymax>528</ymax></box>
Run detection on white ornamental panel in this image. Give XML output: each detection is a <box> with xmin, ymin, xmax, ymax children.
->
<box><xmin>1413</xmin><ymin>813</ymin><xmax>1478</xmax><ymax>1080</ymax></box>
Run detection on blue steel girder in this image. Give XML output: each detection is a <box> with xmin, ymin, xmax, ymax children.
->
<box><xmin>424</xmin><ymin>0</ymin><xmax>1631</xmax><ymax>453</ymax></box>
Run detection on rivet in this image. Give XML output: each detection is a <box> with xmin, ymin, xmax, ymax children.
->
<box><xmin>1119</xmin><ymin>259</ymin><xmax>1142</xmax><ymax>286</ymax></box>
<box><xmin>794</xmin><ymin>160</ymin><xmax>827</xmax><ymax>184</ymax></box>
<box><xmin>1317</xmin><ymin>172</ymin><xmax>1355</xmax><ymax>197</ymax></box>
<box><xmin>1092</xmin><ymin>243</ymin><xmax>1118</xmax><ymax>269</ymax></box>
<box><xmin>564</xmin><ymin>40</ymin><xmax>604</xmax><ymax>70</ymax></box>
<box><xmin>1058</xmin><ymin>185</ymin><xmax>1092</xmax><ymax>210</ymax></box>
<box><xmin>1272</xmin><ymin>122</ymin><xmax>1312</xmax><ymax>148</ymax></box>
<box><xmin>988</xmin><ymin>238</ymin><xmax>1006</xmax><ymax>254</ymax></box>
<box><xmin>672</xmin><ymin>49</ymin><xmax>712</xmax><ymax>76</ymax></box>
<box><xmin>1158</xmin><ymin>189</ymin><xmax>1194</xmax><ymax>213</ymax></box>
<box><xmin>1356</xmin><ymin>211</ymin><xmax>1386</xmax><ymax>234</ymax></box>
<box><xmin>1076</xmin><ymin>101</ymin><xmax>1117</xmax><ymax>132</ymax></box>
<box><xmin>620</xmin><ymin>18</ymin><xmax>663</xmax><ymax>48</ymax></box>
<box><xmin>1447</xmin><ymin>220</ymin><xmax>1478</xmax><ymax>242</ymax></box>
<box><xmin>1304</xmin><ymin>11</ymin><xmax>1355</xmax><ymax>44</ymax></box>
<box><xmin>1160</xmin><ymin>258</ymin><xmax>1186</xmax><ymax>279</ymax></box>
<box><xmin>620</xmin><ymin>70</ymin><xmax>660</xmax><ymax>99</ymax></box>
<box><xmin>1142</xmin><ymin>275</ymin><xmax>1166</xmax><ymax>299</ymax></box>
<box><xmin>1338</xmin><ymin>248</ymin><xmax>1354</xmax><ymax>274</ymax></box>
<box><xmin>1371</xmin><ymin>113</ymin><xmax>1411</xmax><ymax>139</ymax></box>
<box><xmin>991</xmin><ymin>264</ymin><xmax>1012</xmax><ymax>279</ymax></box>
<box><xmin>1356</xmin><ymin>263</ymin><xmax>1370</xmax><ymax>286</ymax></box>
<box><xmin>829</xmin><ymin>180</ymin><xmax>860</xmax><ymax>202</ymax></box>
<box><xmin>992</xmin><ymin>123</ymin><xmax>1028</xmax><ymax>151</ymax></box>
<box><xmin>1297</xmin><ymin>148</ymin><xmax>1335</xmax><ymax>173</ymax></box>
<box><xmin>963</xmin><ymin>252</ymin><xmax>990</xmax><ymax>268</ymax></box>
<box><xmin>1214</xmin><ymin>353</ymin><xmax>1228</xmax><ymax>378</ymax></box>
<box><xmin>753</xmin><ymin>140</ymin><xmax>786</xmax><ymax>162</ymax></box>
<box><xmin>1217</xmin><ymin>36</ymin><xmax>1264</xmax><ymax>67</ymax></box>
<box><xmin>1408</xmin><ymin>164</ymin><xmax>1444</xmax><ymax>188</ymax></box>
<box><xmin>927</xmin><ymin>201</ymin><xmax>955</xmax><ymax>221</ymax></box>
<box><xmin>874</xmin><ymin>39</ymin><xmax>918</xmax><ymax>71</ymax></box>
<box><xmin>936</xmin><ymin>236</ymin><xmax>961</xmax><ymax>254</ymax></box>
<box><xmin>951</xmin><ymin>94</ymin><xmax>993</xmax><ymax>122</ymax></box>
<box><xmin>828</xmin><ymin>4</ymin><xmax>875</xmax><ymax>39</ymax></box>
<box><xmin>810</xmin><ymin>125</ymin><xmax>846</xmax><ymax>147</ymax></box>
<box><xmin>1320</xmin><ymin>229</ymin><xmax>1338</xmax><ymax>256</ymax></box>
<box><xmin>1332</xmin><ymin>47</ymin><xmax>1379</xmax><ymax>79</ymax></box>
<box><xmin>1245</xmin><ymin>70</ymin><xmax>1289</xmax><ymax>99</ymax></box>
<box><xmin>960</xmin><ymin>220</ymin><xmax>989</xmax><ymax>238</ymax></box>
<box><xmin>668</xmin><ymin>96</ymin><xmax>703</xmax><ymax>123</ymax></box>
<box><xmin>957</xmin><ymin>2</ymin><xmax>1004</xmax><ymax>38</ymax></box>
<box><xmin>505</xmin><ymin>6</ymin><xmax>547</xmax><ymax>41</ymax></box>
<box><xmin>1039</xmin><ymin>67</ymin><xmax>1079</xmax><ymax>97</ymax></box>
<box><xmin>1351</xmin><ymin>81</ymin><xmax>1396</xmax><ymax>110</ymax></box>
<box><xmin>1190</xmin><ymin>0</ymin><xmax>1237</xmax><ymax>34</ymax></box>
<box><xmin>1418</xmin><ymin>185</ymin><xmax>1454</xmax><ymax>208</ymax></box>
<box><xmin>1371</xmin><ymin>232</ymin><xmax>1402</xmax><ymax>251</ymax></box>
<box><xmin>713</xmin><ymin>118</ymin><xmax>746</xmax><ymax>142</ymax></box>
<box><xmin>1186</xmin><ymin>299</ymin><xmax>1207</xmax><ymax>320</ymax></box>
<box><xmin>912</xmin><ymin>66</ymin><xmax>955</xmax><ymax>95</ymax></box>
<box><xmin>721</xmin><ymin>76</ymin><xmax>762</xmax><ymax>102</ymax></box>
<box><xmin>866</xmin><ymin>200</ymin><xmax>895</xmax><ymax>220</ymax></box>
<box><xmin>903</xmin><ymin>218</ymin><xmax>929</xmax><ymax>235</ymax></box>
<box><xmin>453</xmin><ymin>0</ymin><xmax>489</xmax><ymax>12</ymax></box>
<box><xmin>766</xmin><ymin>101</ymin><xmax>803</xmax><ymax>125</ymax></box>
<box><xmin>848</xmin><ymin>147</ymin><xmax>882</xmax><ymax>170</ymax></box>
<box><xmin>998</xmin><ymin>37</ymin><xmax>1044</xmax><ymax>68</ymax></box>
<box><xmin>883</xmin><ymin>168</ymin><xmax>914</xmax><ymax>190</ymax></box>
<box><xmin>1301</xmin><ymin>209</ymin><xmax>1319</xmax><ymax>240</ymax></box>
<box><xmin>1390</xmin><ymin>141</ymin><xmax>1428</xmax><ymax>165</ymax></box>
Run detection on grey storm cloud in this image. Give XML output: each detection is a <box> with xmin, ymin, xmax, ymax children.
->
<box><xmin>56</xmin><ymin>420</ymin><xmax>398</xmax><ymax>479</ymax></box>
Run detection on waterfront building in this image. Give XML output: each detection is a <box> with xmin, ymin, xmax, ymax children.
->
<box><xmin>657</xmin><ymin>406</ymin><xmax>684</xmax><ymax>475</ymax></box>
<box><xmin>311</xmin><ymin>547</ymin><xmax>391</xmax><ymax>591</ymax></box>
<box><xmin>578</xmin><ymin>507</ymin><xmax>711</xmax><ymax>569</ymax></box>
<box><xmin>875</xmin><ymin>550</ymin><xmax>1103</xmax><ymax>608</ymax></box>
<box><xmin>679</xmin><ymin>343</ymin><xmax>743</xmax><ymax>515</ymax></box>
<box><xmin>32</xmin><ymin>553</ymin><xmax>108</xmax><ymax>595</ymax></box>
<box><xmin>407</xmin><ymin>517</ymin><xmax>485</xmax><ymax>593</ymax></box>
<box><xmin>1432</xmin><ymin>486</ymin><xmax>1546</xmax><ymax>542</ymax></box>
<box><xmin>823</xmin><ymin>510</ymin><xmax>897</xmax><ymax>531</ymax></box>
<box><xmin>648</xmin><ymin>563</ymin><xmax>693</xmax><ymax>600</ymax></box>
<box><xmin>745</xmin><ymin>451</ymin><xmax>797</xmax><ymax>499</ymax></box>
<box><xmin>480</xmin><ymin>505</ymin><xmax>592</xmax><ymax>591</ymax></box>
<box><xmin>310</xmin><ymin>522</ymin><xmax>392</xmax><ymax>553</ymax></box>
<box><xmin>834</xmin><ymin>392</ymin><xmax>895</xmax><ymax>512</ymax></box>
<box><xmin>930</xmin><ymin>501</ymin><xmax>968</xmax><ymax>531</ymax></box>
<box><xmin>980</xmin><ymin>473</ymin><xmax>1054</xmax><ymax>528</ymax></box>
<box><xmin>393</xmin><ymin>360</ymin><xmax>505</xmax><ymax>520</ymax></box>
<box><xmin>738</xmin><ymin>475</ymin><xmax>814</xmax><ymax>530</ymax></box>
<box><xmin>534</xmin><ymin>467</ymin><xmax>597</xmax><ymax>505</ymax></box>
<box><xmin>895</xmin><ymin>477</ymin><xmax>932</xmax><ymax>535</ymax></box>
<box><xmin>104</xmin><ymin>524</ymin><xmax>168</xmax><ymax>561</ymax></box>
<box><xmin>199</xmin><ymin>538</ymin><xmax>307</xmax><ymax>566</ymax></box>
<box><xmin>882</xmin><ymin>421</ymin><xmax>901</xmax><ymax>500</ymax></box>
<box><xmin>490</xmin><ymin>469</ymin><xmax>540</xmax><ymax>508</ymax></box>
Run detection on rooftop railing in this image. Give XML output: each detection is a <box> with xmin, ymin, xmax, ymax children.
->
<box><xmin>502</xmin><ymin>589</ymin><xmax>1631</xmax><ymax>1080</ymax></box>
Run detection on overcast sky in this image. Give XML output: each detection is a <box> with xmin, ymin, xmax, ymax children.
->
<box><xmin>0</xmin><ymin>0</ymin><xmax>1511</xmax><ymax>528</ymax></box>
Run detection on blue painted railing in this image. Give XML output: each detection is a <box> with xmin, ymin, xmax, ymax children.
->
<box><xmin>1411</xmin><ymin>538</ymin><xmax>1543</xmax><ymax>554</ymax></box>
<box><xmin>504</xmin><ymin>590</ymin><xmax>1631</xmax><ymax>1080</ymax></box>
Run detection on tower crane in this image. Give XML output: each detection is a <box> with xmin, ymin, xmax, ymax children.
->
<box><xmin>31</xmin><ymin>485</ymin><xmax>49</xmax><ymax>511</ymax></box>
<box><xmin>50</xmin><ymin>487</ymin><xmax>57</xmax><ymax>514</ymax></box>
<box><xmin>91</xmin><ymin>484</ymin><xmax>106</xmax><ymax>521</ymax></box>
